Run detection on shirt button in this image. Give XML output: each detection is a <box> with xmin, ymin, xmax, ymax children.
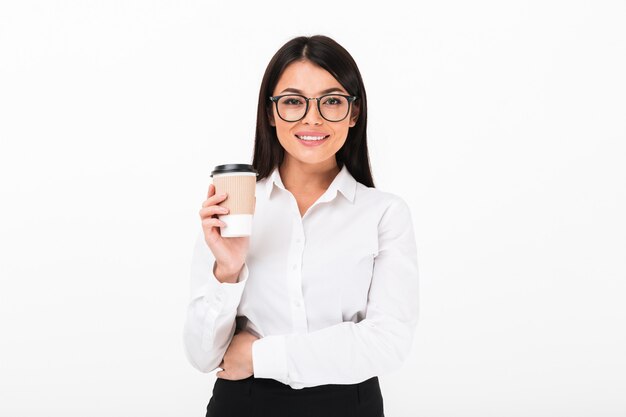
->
<box><xmin>296</xmin><ymin>238</ymin><xmax>302</xmax><ymax>243</ymax></box>
<box><xmin>294</xmin><ymin>301</ymin><xmax>301</xmax><ymax>307</ymax></box>
<box><xmin>292</xmin><ymin>264</ymin><xmax>297</xmax><ymax>270</ymax></box>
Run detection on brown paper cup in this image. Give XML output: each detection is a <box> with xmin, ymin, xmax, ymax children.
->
<box><xmin>210</xmin><ymin>164</ymin><xmax>258</xmax><ymax>237</ymax></box>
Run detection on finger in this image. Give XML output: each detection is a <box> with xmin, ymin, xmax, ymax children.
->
<box><xmin>199</xmin><ymin>205</ymin><xmax>229</xmax><ymax>218</ymax></box>
<box><xmin>202</xmin><ymin>192</ymin><xmax>228</xmax><ymax>208</ymax></box>
<box><xmin>207</xmin><ymin>183</ymin><xmax>213</xmax><ymax>199</ymax></box>
<box><xmin>201</xmin><ymin>217</ymin><xmax>227</xmax><ymax>229</ymax></box>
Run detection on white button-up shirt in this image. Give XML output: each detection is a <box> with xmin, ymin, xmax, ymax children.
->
<box><xmin>183</xmin><ymin>165</ymin><xmax>419</xmax><ymax>389</ymax></box>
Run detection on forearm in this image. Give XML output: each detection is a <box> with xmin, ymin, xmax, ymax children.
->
<box><xmin>184</xmin><ymin>253</ymin><xmax>249</xmax><ymax>372</ymax></box>
<box><xmin>252</xmin><ymin>307</ymin><xmax>417</xmax><ymax>388</ymax></box>
<box><xmin>183</xmin><ymin>298</ymin><xmax>238</xmax><ymax>372</ymax></box>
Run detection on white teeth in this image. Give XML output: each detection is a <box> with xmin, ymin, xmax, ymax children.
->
<box><xmin>297</xmin><ymin>135</ymin><xmax>327</xmax><ymax>141</ymax></box>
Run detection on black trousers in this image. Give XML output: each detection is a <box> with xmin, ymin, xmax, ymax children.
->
<box><xmin>206</xmin><ymin>375</ymin><xmax>384</xmax><ymax>417</ymax></box>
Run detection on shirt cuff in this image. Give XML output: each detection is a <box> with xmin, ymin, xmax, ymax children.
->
<box><xmin>252</xmin><ymin>335</ymin><xmax>289</xmax><ymax>384</ymax></box>
<box><xmin>204</xmin><ymin>262</ymin><xmax>249</xmax><ymax>313</ymax></box>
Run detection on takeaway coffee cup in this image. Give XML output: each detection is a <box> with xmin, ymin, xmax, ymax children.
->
<box><xmin>210</xmin><ymin>164</ymin><xmax>258</xmax><ymax>238</ymax></box>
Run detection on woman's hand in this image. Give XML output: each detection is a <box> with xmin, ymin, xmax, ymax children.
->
<box><xmin>199</xmin><ymin>184</ymin><xmax>251</xmax><ymax>283</ymax></box>
<box><xmin>217</xmin><ymin>329</ymin><xmax>260</xmax><ymax>380</ymax></box>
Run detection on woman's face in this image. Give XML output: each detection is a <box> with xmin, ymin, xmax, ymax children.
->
<box><xmin>270</xmin><ymin>60</ymin><xmax>359</xmax><ymax>169</ymax></box>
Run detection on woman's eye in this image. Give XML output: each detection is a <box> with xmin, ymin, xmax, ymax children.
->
<box><xmin>283</xmin><ymin>98</ymin><xmax>303</xmax><ymax>105</ymax></box>
<box><xmin>323</xmin><ymin>97</ymin><xmax>342</xmax><ymax>105</ymax></box>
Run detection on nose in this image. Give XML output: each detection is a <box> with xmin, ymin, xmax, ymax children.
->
<box><xmin>301</xmin><ymin>99</ymin><xmax>323</xmax><ymax>125</ymax></box>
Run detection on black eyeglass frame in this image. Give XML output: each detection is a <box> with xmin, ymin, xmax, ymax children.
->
<box><xmin>269</xmin><ymin>94</ymin><xmax>359</xmax><ymax>122</ymax></box>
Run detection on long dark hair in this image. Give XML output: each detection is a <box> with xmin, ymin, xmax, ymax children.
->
<box><xmin>251</xmin><ymin>35</ymin><xmax>375</xmax><ymax>188</ymax></box>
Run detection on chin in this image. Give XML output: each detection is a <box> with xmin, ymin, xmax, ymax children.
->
<box><xmin>296</xmin><ymin>153</ymin><xmax>336</xmax><ymax>165</ymax></box>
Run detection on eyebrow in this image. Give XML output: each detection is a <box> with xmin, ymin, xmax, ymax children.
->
<box><xmin>278</xmin><ymin>87</ymin><xmax>347</xmax><ymax>95</ymax></box>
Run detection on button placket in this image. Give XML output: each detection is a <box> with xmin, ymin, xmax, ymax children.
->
<box><xmin>287</xmin><ymin>213</ymin><xmax>308</xmax><ymax>333</ymax></box>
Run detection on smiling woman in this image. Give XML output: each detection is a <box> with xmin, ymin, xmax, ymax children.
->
<box><xmin>183</xmin><ymin>34</ymin><xmax>418</xmax><ymax>417</ymax></box>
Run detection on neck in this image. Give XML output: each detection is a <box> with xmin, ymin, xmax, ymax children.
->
<box><xmin>279</xmin><ymin>157</ymin><xmax>341</xmax><ymax>195</ymax></box>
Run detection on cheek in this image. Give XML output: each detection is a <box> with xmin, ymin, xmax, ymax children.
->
<box><xmin>275</xmin><ymin>125</ymin><xmax>294</xmax><ymax>147</ymax></box>
<box><xmin>333</xmin><ymin>125</ymin><xmax>351</xmax><ymax>142</ymax></box>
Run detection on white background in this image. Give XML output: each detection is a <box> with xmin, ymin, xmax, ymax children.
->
<box><xmin>1</xmin><ymin>1</ymin><xmax>625</xmax><ymax>416</ymax></box>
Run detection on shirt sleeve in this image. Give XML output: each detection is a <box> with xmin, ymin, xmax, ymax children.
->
<box><xmin>251</xmin><ymin>197</ymin><xmax>419</xmax><ymax>389</ymax></box>
<box><xmin>182</xmin><ymin>230</ymin><xmax>249</xmax><ymax>373</ymax></box>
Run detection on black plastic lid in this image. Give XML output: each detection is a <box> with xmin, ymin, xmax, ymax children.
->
<box><xmin>210</xmin><ymin>163</ymin><xmax>258</xmax><ymax>177</ymax></box>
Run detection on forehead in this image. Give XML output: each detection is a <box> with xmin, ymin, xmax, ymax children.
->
<box><xmin>273</xmin><ymin>60</ymin><xmax>346</xmax><ymax>95</ymax></box>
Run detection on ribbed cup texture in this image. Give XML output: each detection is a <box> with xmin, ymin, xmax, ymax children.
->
<box><xmin>213</xmin><ymin>175</ymin><xmax>256</xmax><ymax>215</ymax></box>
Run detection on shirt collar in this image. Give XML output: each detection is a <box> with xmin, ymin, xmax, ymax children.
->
<box><xmin>264</xmin><ymin>164</ymin><xmax>357</xmax><ymax>203</ymax></box>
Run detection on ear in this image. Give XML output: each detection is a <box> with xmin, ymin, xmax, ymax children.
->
<box><xmin>348</xmin><ymin>104</ymin><xmax>360</xmax><ymax>127</ymax></box>
<box><xmin>267</xmin><ymin>107</ymin><xmax>276</xmax><ymax>127</ymax></box>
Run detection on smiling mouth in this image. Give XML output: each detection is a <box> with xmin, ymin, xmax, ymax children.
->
<box><xmin>295</xmin><ymin>134</ymin><xmax>330</xmax><ymax>141</ymax></box>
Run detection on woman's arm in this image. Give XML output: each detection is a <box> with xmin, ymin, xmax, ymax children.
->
<box><xmin>251</xmin><ymin>197</ymin><xmax>419</xmax><ymax>389</ymax></box>
<box><xmin>183</xmin><ymin>231</ymin><xmax>250</xmax><ymax>372</ymax></box>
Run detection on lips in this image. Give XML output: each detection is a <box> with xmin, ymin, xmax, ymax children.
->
<box><xmin>295</xmin><ymin>131</ymin><xmax>328</xmax><ymax>136</ymax></box>
<box><xmin>295</xmin><ymin>134</ymin><xmax>330</xmax><ymax>140</ymax></box>
<box><xmin>294</xmin><ymin>131</ymin><xmax>330</xmax><ymax>141</ymax></box>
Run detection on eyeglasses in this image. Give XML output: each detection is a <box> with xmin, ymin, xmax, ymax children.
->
<box><xmin>269</xmin><ymin>94</ymin><xmax>358</xmax><ymax>122</ymax></box>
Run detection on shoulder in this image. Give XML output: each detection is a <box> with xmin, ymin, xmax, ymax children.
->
<box><xmin>352</xmin><ymin>183</ymin><xmax>414</xmax><ymax>233</ymax></box>
<box><xmin>354</xmin><ymin>182</ymin><xmax>411</xmax><ymax>212</ymax></box>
